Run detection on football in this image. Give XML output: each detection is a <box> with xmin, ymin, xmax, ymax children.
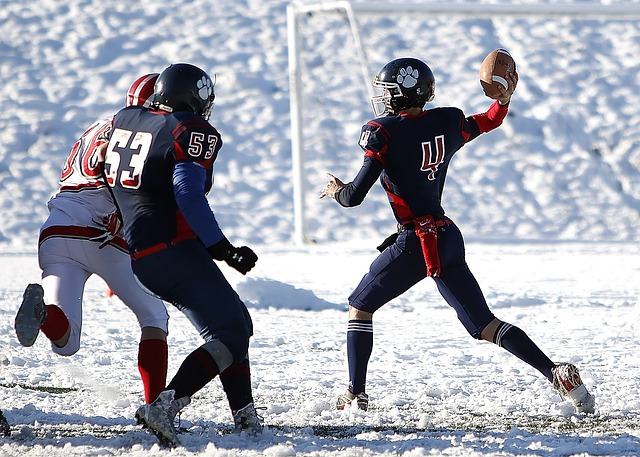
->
<box><xmin>479</xmin><ymin>48</ymin><xmax>516</xmax><ymax>99</ymax></box>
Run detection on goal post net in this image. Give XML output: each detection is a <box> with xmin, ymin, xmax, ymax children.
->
<box><xmin>287</xmin><ymin>1</ymin><xmax>640</xmax><ymax>245</ymax></box>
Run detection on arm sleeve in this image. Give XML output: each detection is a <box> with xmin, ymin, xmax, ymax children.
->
<box><xmin>335</xmin><ymin>156</ymin><xmax>384</xmax><ymax>207</ymax></box>
<box><xmin>465</xmin><ymin>100</ymin><xmax>509</xmax><ymax>142</ymax></box>
<box><xmin>173</xmin><ymin>161</ymin><xmax>225</xmax><ymax>247</ymax></box>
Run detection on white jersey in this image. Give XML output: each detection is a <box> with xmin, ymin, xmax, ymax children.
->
<box><xmin>36</xmin><ymin>115</ymin><xmax>169</xmax><ymax>357</ymax></box>
<box><xmin>43</xmin><ymin>117</ymin><xmax>115</xmax><ymax>231</ymax></box>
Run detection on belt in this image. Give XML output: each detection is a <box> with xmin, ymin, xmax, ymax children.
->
<box><xmin>131</xmin><ymin>242</ymin><xmax>171</xmax><ymax>260</ymax></box>
<box><xmin>131</xmin><ymin>234</ymin><xmax>197</xmax><ymax>260</ymax></box>
<box><xmin>39</xmin><ymin>225</ymin><xmax>129</xmax><ymax>253</ymax></box>
<box><xmin>399</xmin><ymin>217</ymin><xmax>452</xmax><ymax>232</ymax></box>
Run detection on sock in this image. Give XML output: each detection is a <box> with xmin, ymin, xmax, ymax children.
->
<box><xmin>138</xmin><ymin>338</ymin><xmax>168</xmax><ymax>403</ymax></box>
<box><xmin>493</xmin><ymin>322</ymin><xmax>555</xmax><ymax>382</ymax></box>
<box><xmin>40</xmin><ymin>305</ymin><xmax>69</xmax><ymax>342</ymax></box>
<box><xmin>347</xmin><ymin>319</ymin><xmax>373</xmax><ymax>394</ymax></box>
<box><xmin>219</xmin><ymin>358</ymin><xmax>254</xmax><ymax>413</ymax></box>
<box><xmin>165</xmin><ymin>347</ymin><xmax>219</xmax><ymax>399</ymax></box>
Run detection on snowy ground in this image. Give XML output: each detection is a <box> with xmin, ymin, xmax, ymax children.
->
<box><xmin>1</xmin><ymin>241</ymin><xmax>639</xmax><ymax>456</ymax></box>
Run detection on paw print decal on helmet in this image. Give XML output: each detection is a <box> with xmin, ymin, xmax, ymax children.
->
<box><xmin>397</xmin><ymin>66</ymin><xmax>419</xmax><ymax>89</ymax></box>
<box><xmin>196</xmin><ymin>76</ymin><xmax>213</xmax><ymax>101</ymax></box>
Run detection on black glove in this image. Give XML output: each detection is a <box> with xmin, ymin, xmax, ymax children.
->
<box><xmin>207</xmin><ymin>238</ymin><xmax>234</xmax><ymax>260</ymax></box>
<box><xmin>207</xmin><ymin>239</ymin><xmax>258</xmax><ymax>274</ymax></box>
<box><xmin>225</xmin><ymin>246</ymin><xmax>258</xmax><ymax>275</ymax></box>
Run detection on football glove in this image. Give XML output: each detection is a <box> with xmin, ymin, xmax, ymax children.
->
<box><xmin>225</xmin><ymin>246</ymin><xmax>258</xmax><ymax>275</ymax></box>
<box><xmin>207</xmin><ymin>239</ymin><xmax>258</xmax><ymax>274</ymax></box>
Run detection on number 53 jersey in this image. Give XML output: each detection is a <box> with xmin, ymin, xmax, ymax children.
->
<box><xmin>104</xmin><ymin>106</ymin><xmax>222</xmax><ymax>253</ymax></box>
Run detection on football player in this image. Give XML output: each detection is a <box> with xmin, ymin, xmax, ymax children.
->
<box><xmin>321</xmin><ymin>57</ymin><xmax>595</xmax><ymax>414</ymax></box>
<box><xmin>15</xmin><ymin>73</ymin><xmax>170</xmax><ymax>405</ymax></box>
<box><xmin>104</xmin><ymin>63</ymin><xmax>260</xmax><ymax>446</ymax></box>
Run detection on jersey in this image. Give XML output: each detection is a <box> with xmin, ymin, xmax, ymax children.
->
<box><xmin>359</xmin><ymin>107</ymin><xmax>468</xmax><ymax>224</ymax></box>
<box><xmin>43</xmin><ymin>117</ymin><xmax>116</xmax><ymax>231</ymax></box>
<box><xmin>104</xmin><ymin>106</ymin><xmax>222</xmax><ymax>253</ymax></box>
<box><xmin>338</xmin><ymin>101</ymin><xmax>508</xmax><ymax>225</ymax></box>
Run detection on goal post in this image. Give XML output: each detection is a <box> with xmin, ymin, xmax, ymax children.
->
<box><xmin>287</xmin><ymin>1</ymin><xmax>640</xmax><ymax>245</ymax></box>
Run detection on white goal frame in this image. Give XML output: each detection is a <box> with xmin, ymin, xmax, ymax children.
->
<box><xmin>287</xmin><ymin>1</ymin><xmax>640</xmax><ymax>245</ymax></box>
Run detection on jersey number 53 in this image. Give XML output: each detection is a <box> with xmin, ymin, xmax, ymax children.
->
<box><xmin>103</xmin><ymin>128</ymin><xmax>153</xmax><ymax>189</ymax></box>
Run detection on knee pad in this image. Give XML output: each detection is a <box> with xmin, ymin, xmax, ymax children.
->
<box><xmin>201</xmin><ymin>329</ymin><xmax>250</xmax><ymax>373</ymax></box>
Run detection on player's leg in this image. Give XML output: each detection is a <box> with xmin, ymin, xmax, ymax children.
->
<box><xmin>91</xmin><ymin>243</ymin><xmax>169</xmax><ymax>403</ymax></box>
<box><xmin>338</xmin><ymin>230</ymin><xmax>427</xmax><ymax>410</ymax></box>
<box><xmin>434</xmin><ymin>222</ymin><xmax>594</xmax><ymax>412</ymax></box>
<box><xmin>16</xmin><ymin>238</ymin><xmax>90</xmax><ymax>354</ymax></box>
<box><xmin>219</xmin><ymin>356</ymin><xmax>262</xmax><ymax>433</ymax></box>
<box><xmin>132</xmin><ymin>240</ymin><xmax>255</xmax><ymax>442</ymax></box>
<box><xmin>219</xmin><ymin>357</ymin><xmax>253</xmax><ymax>413</ymax></box>
<box><xmin>156</xmin><ymin>268</ymin><xmax>252</xmax><ymax>401</ymax></box>
<box><xmin>136</xmin><ymin>327</ymin><xmax>169</xmax><ymax>404</ymax></box>
<box><xmin>435</xmin><ymin>223</ymin><xmax>555</xmax><ymax>377</ymax></box>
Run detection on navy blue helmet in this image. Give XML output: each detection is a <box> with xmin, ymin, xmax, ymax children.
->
<box><xmin>151</xmin><ymin>63</ymin><xmax>216</xmax><ymax>120</ymax></box>
<box><xmin>371</xmin><ymin>58</ymin><xmax>435</xmax><ymax>116</ymax></box>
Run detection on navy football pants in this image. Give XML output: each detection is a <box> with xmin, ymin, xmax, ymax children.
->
<box><xmin>348</xmin><ymin>221</ymin><xmax>496</xmax><ymax>339</ymax></box>
<box><xmin>131</xmin><ymin>238</ymin><xmax>253</xmax><ymax>364</ymax></box>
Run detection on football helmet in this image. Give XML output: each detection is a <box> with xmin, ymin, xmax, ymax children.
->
<box><xmin>370</xmin><ymin>58</ymin><xmax>435</xmax><ymax>116</ymax></box>
<box><xmin>151</xmin><ymin>63</ymin><xmax>216</xmax><ymax>120</ymax></box>
<box><xmin>126</xmin><ymin>73</ymin><xmax>159</xmax><ymax>107</ymax></box>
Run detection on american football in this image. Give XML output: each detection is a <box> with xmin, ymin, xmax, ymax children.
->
<box><xmin>479</xmin><ymin>48</ymin><xmax>516</xmax><ymax>99</ymax></box>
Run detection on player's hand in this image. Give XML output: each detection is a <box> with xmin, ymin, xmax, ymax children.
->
<box><xmin>497</xmin><ymin>70</ymin><xmax>518</xmax><ymax>105</ymax></box>
<box><xmin>225</xmin><ymin>246</ymin><xmax>258</xmax><ymax>275</ymax></box>
<box><xmin>319</xmin><ymin>173</ymin><xmax>346</xmax><ymax>199</ymax></box>
<box><xmin>90</xmin><ymin>211</ymin><xmax>123</xmax><ymax>249</ymax></box>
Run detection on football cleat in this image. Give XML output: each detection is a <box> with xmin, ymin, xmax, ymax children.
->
<box><xmin>170</xmin><ymin>395</ymin><xmax>191</xmax><ymax>429</ymax></box>
<box><xmin>552</xmin><ymin>363</ymin><xmax>595</xmax><ymax>414</ymax></box>
<box><xmin>233</xmin><ymin>402</ymin><xmax>264</xmax><ymax>435</ymax></box>
<box><xmin>15</xmin><ymin>283</ymin><xmax>46</xmax><ymax>347</ymax></box>
<box><xmin>336</xmin><ymin>390</ymin><xmax>369</xmax><ymax>411</ymax></box>
<box><xmin>135</xmin><ymin>390</ymin><xmax>183</xmax><ymax>447</ymax></box>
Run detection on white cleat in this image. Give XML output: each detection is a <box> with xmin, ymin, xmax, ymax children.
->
<box><xmin>233</xmin><ymin>402</ymin><xmax>264</xmax><ymax>435</ymax></box>
<box><xmin>552</xmin><ymin>363</ymin><xmax>595</xmax><ymax>414</ymax></box>
<box><xmin>135</xmin><ymin>390</ymin><xmax>182</xmax><ymax>447</ymax></box>
<box><xmin>336</xmin><ymin>390</ymin><xmax>369</xmax><ymax>411</ymax></box>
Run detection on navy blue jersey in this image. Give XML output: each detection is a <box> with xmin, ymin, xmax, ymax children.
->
<box><xmin>366</xmin><ymin>107</ymin><xmax>467</xmax><ymax>223</ymax></box>
<box><xmin>337</xmin><ymin>102</ymin><xmax>508</xmax><ymax>225</ymax></box>
<box><xmin>104</xmin><ymin>106</ymin><xmax>222</xmax><ymax>252</ymax></box>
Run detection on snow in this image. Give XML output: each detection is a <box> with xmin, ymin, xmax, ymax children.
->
<box><xmin>1</xmin><ymin>0</ymin><xmax>640</xmax><ymax>455</ymax></box>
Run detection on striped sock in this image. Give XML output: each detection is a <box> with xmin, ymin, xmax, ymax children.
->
<box><xmin>492</xmin><ymin>322</ymin><xmax>514</xmax><ymax>347</ymax></box>
<box><xmin>347</xmin><ymin>319</ymin><xmax>373</xmax><ymax>394</ymax></box>
<box><xmin>493</xmin><ymin>322</ymin><xmax>555</xmax><ymax>382</ymax></box>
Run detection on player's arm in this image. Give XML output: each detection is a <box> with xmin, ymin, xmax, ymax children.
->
<box><xmin>320</xmin><ymin>121</ymin><xmax>386</xmax><ymax>206</ymax></box>
<box><xmin>173</xmin><ymin>161</ymin><xmax>224</xmax><ymax>245</ymax></box>
<box><xmin>320</xmin><ymin>156</ymin><xmax>383</xmax><ymax>207</ymax></box>
<box><xmin>173</xmin><ymin>161</ymin><xmax>257</xmax><ymax>274</ymax></box>
<box><xmin>464</xmin><ymin>71</ymin><xmax>518</xmax><ymax>142</ymax></box>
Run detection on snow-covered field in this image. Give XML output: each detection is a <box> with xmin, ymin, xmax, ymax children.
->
<box><xmin>1</xmin><ymin>242</ymin><xmax>640</xmax><ymax>456</ymax></box>
<box><xmin>1</xmin><ymin>0</ymin><xmax>640</xmax><ymax>455</ymax></box>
